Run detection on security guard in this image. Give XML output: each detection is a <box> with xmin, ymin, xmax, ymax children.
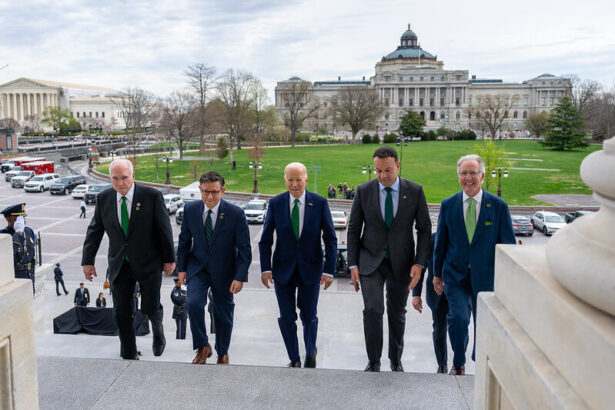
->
<box><xmin>170</xmin><ymin>277</ymin><xmax>187</xmax><ymax>339</ymax></box>
<box><xmin>1</xmin><ymin>203</ymin><xmax>27</xmax><ymax>236</ymax></box>
<box><xmin>12</xmin><ymin>215</ymin><xmax>37</xmax><ymax>293</ymax></box>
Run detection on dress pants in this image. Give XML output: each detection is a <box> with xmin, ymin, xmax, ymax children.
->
<box><xmin>55</xmin><ymin>278</ymin><xmax>68</xmax><ymax>295</ymax></box>
<box><xmin>110</xmin><ymin>262</ymin><xmax>163</xmax><ymax>358</ymax></box>
<box><xmin>428</xmin><ymin>293</ymin><xmax>449</xmax><ymax>368</ymax></box>
<box><xmin>186</xmin><ymin>269</ymin><xmax>234</xmax><ymax>355</ymax></box>
<box><xmin>175</xmin><ymin>316</ymin><xmax>187</xmax><ymax>339</ymax></box>
<box><xmin>274</xmin><ymin>270</ymin><xmax>320</xmax><ymax>362</ymax></box>
<box><xmin>445</xmin><ymin>275</ymin><xmax>476</xmax><ymax>368</ymax></box>
<box><xmin>360</xmin><ymin>258</ymin><xmax>410</xmax><ymax>364</ymax></box>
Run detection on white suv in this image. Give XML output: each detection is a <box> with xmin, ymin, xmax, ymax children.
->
<box><xmin>244</xmin><ymin>199</ymin><xmax>268</xmax><ymax>224</ymax></box>
<box><xmin>163</xmin><ymin>194</ymin><xmax>182</xmax><ymax>214</ymax></box>
<box><xmin>531</xmin><ymin>211</ymin><xmax>566</xmax><ymax>236</ymax></box>
<box><xmin>24</xmin><ymin>173</ymin><xmax>60</xmax><ymax>192</ymax></box>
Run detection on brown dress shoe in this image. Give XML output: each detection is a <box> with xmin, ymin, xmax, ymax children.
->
<box><xmin>192</xmin><ymin>345</ymin><xmax>212</xmax><ymax>364</ymax></box>
<box><xmin>449</xmin><ymin>366</ymin><xmax>465</xmax><ymax>375</ymax></box>
<box><xmin>217</xmin><ymin>354</ymin><xmax>229</xmax><ymax>364</ymax></box>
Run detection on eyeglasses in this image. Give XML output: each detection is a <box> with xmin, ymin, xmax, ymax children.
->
<box><xmin>200</xmin><ymin>190</ymin><xmax>221</xmax><ymax>196</ymax></box>
<box><xmin>458</xmin><ymin>171</ymin><xmax>482</xmax><ymax>177</ymax></box>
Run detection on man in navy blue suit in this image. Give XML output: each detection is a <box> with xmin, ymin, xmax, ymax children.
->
<box><xmin>433</xmin><ymin>154</ymin><xmax>515</xmax><ymax>375</ymax></box>
<box><xmin>259</xmin><ymin>162</ymin><xmax>337</xmax><ymax>368</ymax></box>
<box><xmin>177</xmin><ymin>171</ymin><xmax>251</xmax><ymax>365</ymax></box>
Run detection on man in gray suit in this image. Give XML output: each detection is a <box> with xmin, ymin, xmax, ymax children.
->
<box><xmin>348</xmin><ymin>146</ymin><xmax>431</xmax><ymax>372</ymax></box>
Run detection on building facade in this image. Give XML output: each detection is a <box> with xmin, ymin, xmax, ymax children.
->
<box><xmin>275</xmin><ymin>24</ymin><xmax>572</xmax><ymax>136</ymax></box>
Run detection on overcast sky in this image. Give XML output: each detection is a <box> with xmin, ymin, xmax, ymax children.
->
<box><xmin>1</xmin><ymin>0</ymin><xmax>614</xmax><ymax>101</ymax></box>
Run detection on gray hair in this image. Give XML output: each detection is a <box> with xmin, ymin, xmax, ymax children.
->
<box><xmin>457</xmin><ymin>154</ymin><xmax>485</xmax><ymax>174</ymax></box>
<box><xmin>284</xmin><ymin>162</ymin><xmax>307</xmax><ymax>178</ymax></box>
<box><xmin>109</xmin><ymin>159</ymin><xmax>134</xmax><ymax>175</ymax></box>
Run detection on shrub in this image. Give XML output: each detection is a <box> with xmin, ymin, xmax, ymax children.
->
<box><xmin>383</xmin><ymin>133</ymin><xmax>397</xmax><ymax>143</ymax></box>
<box><xmin>422</xmin><ymin>130</ymin><xmax>436</xmax><ymax>141</ymax></box>
<box><xmin>371</xmin><ymin>134</ymin><xmax>380</xmax><ymax>144</ymax></box>
<box><xmin>362</xmin><ymin>134</ymin><xmax>372</xmax><ymax>144</ymax></box>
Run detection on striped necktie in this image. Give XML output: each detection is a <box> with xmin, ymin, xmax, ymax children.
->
<box><xmin>205</xmin><ymin>209</ymin><xmax>213</xmax><ymax>246</ymax></box>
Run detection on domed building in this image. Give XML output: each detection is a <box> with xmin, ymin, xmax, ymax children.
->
<box><xmin>275</xmin><ymin>24</ymin><xmax>571</xmax><ymax>137</ymax></box>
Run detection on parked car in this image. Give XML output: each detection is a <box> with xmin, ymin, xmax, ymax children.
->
<box><xmin>531</xmin><ymin>211</ymin><xmax>566</xmax><ymax>236</ymax></box>
<box><xmin>565</xmin><ymin>210</ymin><xmax>594</xmax><ymax>223</ymax></box>
<box><xmin>330</xmin><ymin>210</ymin><xmax>349</xmax><ymax>229</ymax></box>
<box><xmin>10</xmin><ymin>171</ymin><xmax>36</xmax><ymax>188</ymax></box>
<box><xmin>71</xmin><ymin>184</ymin><xmax>91</xmax><ymax>199</ymax></box>
<box><xmin>84</xmin><ymin>184</ymin><xmax>111</xmax><ymax>204</ymax></box>
<box><xmin>175</xmin><ymin>205</ymin><xmax>184</xmax><ymax>225</ymax></box>
<box><xmin>244</xmin><ymin>199</ymin><xmax>268</xmax><ymax>224</ymax></box>
<box><xmin>49</xmin><ymin>175</ymin><xmax>87</xmax><ymax>195</ymax></box>
<box><xmin>511</xmin><ymin>215</ymin><xmax>533</xmax><ymax>236</ymax></box>
<box><xmin>322</xmin><ymin>243</ymin><xmax>349</xmax><ymax>277</ymax></box>
<box><xmin>5</xmin><ymin>166</ymin><xmax>23</xmax><ymax>181</ymax></box>
<box><xmin>24</xmin><ymin>173</ymin><xmax>60</xmax><ymax>192</ymax></box>
<box><xmin>163</xmin><ymin>194</ymin><xmax>182</xmax><ymax>214</ymax></box>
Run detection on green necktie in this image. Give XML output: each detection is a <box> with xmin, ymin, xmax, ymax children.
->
<box><xmin>384</xmin><ymin>187</ymin><xmax>394</xmax><ymax>228</ymax></box>
<box><xmin>466</xmin><ymin>198</ymin><xmax>476</xmax><ymax>243</ymax></box>
<box><xmin>205</xmin><ymin>209</ymin><xmax>213</xmax><ymax>246</ymax></box>
<box><xmin>291</xmin><ymin>198</ymin><xmax>300</xmax><ymax>240</ymax></box>
<box><xmin>121</xmin><ymin>196</ymin><xmax>129</xmax><ymax>237</ymax></box>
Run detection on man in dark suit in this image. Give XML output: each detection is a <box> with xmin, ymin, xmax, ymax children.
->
<box><xmin>411</xmin><ymin>233</ymin><xmax>449</xmax><ymax>373</ymax></box>
<box><xmin>82</xmin><ymin>159</ymin><xmax>175</xmax><ymax>360</ymax></box>
<box><xmin>74</xmin><ymin>283</ymin><xmax>90</xmax><ymax>306</ymax></box>
<box><xmin>177</xmin><ymin>171</ymin><xmax>251</xmax><ymax>365</ymax></box>
<box><xmin>433</xmin><ymin>154</ymin><xmax>515</xmax><ymax>375</ymax></box>
<box><xmin>259</xmin><ymin>162</ymin><xmax>337</xmax><ymax>368</ymax></box>
<box><xmin>348</xmin><ymin>146</ymin><xmax>431</xmax><ymax>372</ymax></box>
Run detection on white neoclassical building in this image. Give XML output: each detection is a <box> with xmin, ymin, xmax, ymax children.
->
<box><xmin>0</xmin><ymin>77</ymin><xmax>125</xmax><ymax>130</ymax></box>
<box><xmin>275</xmin><ymin>24</ymin><xmax>572</xmax><ymax>135</ymax></box>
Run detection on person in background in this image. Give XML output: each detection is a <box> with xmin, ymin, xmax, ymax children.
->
<box><xmin>54</xmin><ymin>263</ymin><xmax>69</xmax><ymax>296</ymax></box>
<box><xmin>74</xmin><ymin>283</ymin><xmax>90</xmax><ymax>306</ymax></box>
<box><xmin>80</xmin><ymin>200</ymin><xmax>87</xmax><ymax>218</ymax></box>
<box><xmin>96</xmin><ymin>292</ymin><xmax>107</xmax><ymax>308</ymax></box>
<box><xmin>171</xmin><ymin>277</ymin><xmax>187</xmax><ymax>340</ymax></box>
<box><xmin>12</xmin><ymin>215</ymin><xmax>37</xmax><ymax>293</ymax></box>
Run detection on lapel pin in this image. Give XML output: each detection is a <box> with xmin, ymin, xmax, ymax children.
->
<box><xmin>308</xmin><ymin>203</ymin><xmax>313</xmax><ymax>207</ymax></box>
<box><xmin>402</xmin><ymin>195</ymin><xmax>407</xmax><ymax>199</ymax></box>
<box><xmin>135</xmin><ymin>202</ymin><xmax>141</xmax><ymax>211</ymax></box>
<box><xmin>219</xmin><ymin>213</ymin><xmax>224</xmax><ymax>219</ymax></box>
<box><xmin>486</xmin><ymin>203</ymin><xmax>491</xmax><ymax>208</ymax></box>
<box><xmin>485</xmin><ymin>221</ymin><xmax>493</xmax><ymax>226</ymax></box>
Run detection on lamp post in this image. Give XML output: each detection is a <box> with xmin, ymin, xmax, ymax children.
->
<box><xmin>162</xmin><ymin>156</ymin><xmax>173</xmax><ymax>185</ymax></box>
<box><xmin>155</xmin><ymin>156</ymin><xmax>159</xmax><ymax>180</ymax></box>
<box><xmin>491</xmin><ymin>167</ymin><xmax>508</xmax><ymax>197</ymax></box>
<box><xmin>396</xmin><ymin>135</ymin><xmax>408</xmax><ymax>177</ymax></box>
<box><xmin>249</xmin><ymin>161</ymin><xmax>263</xmax><ymax>193</ymax></box>
<box><xmin>310</xmin><ymin>165</ymin><xmax>321</xmax><ymax>193</ymax></box>
<box><xmin>362</xmin><ymin>164</ymin><xmax>376</xmax><ymax>181</ymax></box>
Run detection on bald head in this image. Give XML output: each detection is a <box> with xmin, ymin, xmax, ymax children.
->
<box><xmin>109</xmin><ymin>159</ymin><xmax>135</xmax><ymax>195</ymax></box>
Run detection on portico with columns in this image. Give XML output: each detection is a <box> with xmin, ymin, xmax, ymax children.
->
<box><xmin>0</xmin><ymin>78</ymin><xmax>61</xmax><ymax>122</ymax></box>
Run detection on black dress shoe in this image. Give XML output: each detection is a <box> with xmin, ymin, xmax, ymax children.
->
<box><xmin>304</xmin><ymin>347</ymin><xmax>317</xmax><ymax>368</ymax></box>
<box><xmin>137</xmin><ymin>350</ymin><xmax>142</xmax><ymax>357</ymax></box>
<box><xmin>122</xmin><ymin>354</ymin><xmax>139</xmax><ymax>360</ymax></box>
<box><xmin>287</xmin><ymin>359</ymin><xmax>301</xmax><ymax>368</ymax></box>
<box><xmin>364</xmin><ymin>361</ymin><xmax>381</xmax><ymax>372</ymax></box>
<box><xmin>390</xmin><ymin>362</ymin><xmax>404</xmax><ymax>372</ymax></box>
<box><xmin>151</xmin><ymin>320</ymin><xmax>166</xmax><ymax>357</ymax></box>
<box><xmin>437</xmin><ymin>365</ymin><xmax>448</xmax><ymax>374</ymax></box>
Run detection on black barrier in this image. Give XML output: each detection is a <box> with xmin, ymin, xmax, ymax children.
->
<box><xmin>53</xmin><ymin>307</ymin><xmax>150</xmax><ymax>336</ymax></box>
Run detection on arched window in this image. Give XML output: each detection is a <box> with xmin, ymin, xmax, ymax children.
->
<box><xmin>523</xmin><ymin>111</ymin><xmax>528</xmax><ymax>119</ymax></box>
<box><xmin>430</xmin><ymin>111</ymin><xmax>435</xmax><ymax>121</ymax></box>
<box><xmin>419</xmin><ymin>111</ymin><xmax>425</xmax><ymax>119</ymax></box>
<box><xmin>455</xmin><ymin>111</ymin><xmax>460</xmax><ymax>120</ymax></box>
<box><xmin>440</xmin><ymin>112</ymin><xmax>445</xmax><ymax>120</ymax></box>
<box><xmin>513</xmin><ymin>111</ymin><xmax>518</xmax><ymax>119</ymax></box>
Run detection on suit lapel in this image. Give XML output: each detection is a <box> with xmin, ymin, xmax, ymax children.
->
<box><xmin>127</xmin><ymin>184</ymin><xmax>140</xmax><ymax>238</ymax></box>
<box><xmin>195</xmin><ymin>200</ymin><xmax>206</xmax><ymax>245</ymax></box>
<box><xmin>109</xmin><ymin>189</ymin><xmax>124</xmax><ymax>238</ymax></box>
<box><xmin>301</xmin><ymin>191</ymin><xmax>313</xmax><ymax>240</ymax></box>
<box><xmin>371</xmin><ymin>180</ymin><xmax>387</xmax><ymax>228</ymax></box>
<box><xmin>210</xmin><ymin>199</ymin><xmax>226</xmax><ymax>248</ymax></box>
<box><xmin>471</xmin><ymin>191</ymin><xmax>491</xmax><ymax>245</ymax></box>
<box><xmin>390</xmin><ymin>179</ymin><xmax>407</xmax><ymax>229</ymax></box>
<box><xmin>452</xmin><ymin>192</ymin><xmax>468</xmax><ymax>245</ymax></box>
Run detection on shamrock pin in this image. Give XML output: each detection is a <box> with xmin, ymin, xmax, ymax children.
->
<box><xmin>485</xmin><ymin>221</ymin><xmax>493</xmax><ymax>226</ymax></box>
<box><xmin>135</xmin><ymin>202</ymin><xmax>141</xmax><ymax>211</ymax></box>
<box><xmin>486</xmin><ymin>203</ymin><xmax>492</xmax><ymax>208</ymax></box>
<box><xmin>219</xmin><ymin>213</ymin><xmax>224</xmax><ymax>220</ymax></box>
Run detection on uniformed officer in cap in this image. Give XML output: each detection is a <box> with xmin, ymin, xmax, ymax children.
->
<box><xmin>171</xmin><ymin>277</ymin><xmax>187</xmax><ymax>339</ymax></box>
<box><xmin>12</xmin><ymin>215</ymin><xmax>37</xmax><ymax>293</ymax></box>
<box><xmin>1</xmin><ymin>203</ymin><xmax>27</xmax><ymax>236</ymax></box>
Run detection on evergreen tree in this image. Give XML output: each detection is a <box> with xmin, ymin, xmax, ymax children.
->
<box><xmin>543</xmin><ymin>97</ymin><xmax>587</xmax><ymax>150</ymax></box>
<box><xmin>398</xmin><ymin>110</ymin><xmax>426</xmax><ymax>138</ymax></box>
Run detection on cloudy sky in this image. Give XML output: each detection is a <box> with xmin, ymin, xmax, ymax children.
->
<box><xmin>1</xmin><ymin>0</ymin><xmax>614</xmax><ymax>100</ymax></box>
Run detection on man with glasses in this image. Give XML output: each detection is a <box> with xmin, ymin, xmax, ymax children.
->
<box><xmin>177</xmin><ymin>171</ymin><xmax>251</xmax><ymax>365</ymax></box>
<box><xmin>433</xmin><ymin>154</ymin><xmax>515</xmax><ymax>375</ymax></box>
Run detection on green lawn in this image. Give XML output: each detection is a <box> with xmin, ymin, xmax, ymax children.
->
<box><xmin>96</xmin><ymin>141</ymin><xmax>600</xmax><ymax>205</ymax></box>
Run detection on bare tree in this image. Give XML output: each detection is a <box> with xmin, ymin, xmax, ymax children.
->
<box><xmin>112</xmin><ymin>87</ymin><xmax>158</xmax><ymax>159</ymax></box>
<box><xmin>524</xmin><ymin>111</ymin><xmax>551</xmax><ymax>137</ymax></box>
<box><xmin>0</xmin><ymin>118</ymin><xmax>21</xmax><ymax>131</ymax></box>
<box><xmin>564</xmin><ymin>74</ymin><xmax>601</xmax><ymax>122</ymax></box>
<box><xmin>249</xmin><ymin>134</ymin><xmax>266</xmax><ymax>193</ymax></box>
<box><xmin>587</xmin><ymin>84</ymin><xmax>615</xmax><ymax>141</ymax></box>
<box><xmin>217</xmin><ymin>68</ymin><xmax>258</xmax><ymax>163</ymax></box>
<box><xmin>185</xmin><ymin>63</ymin><xmax>217</xmax><ymax>153</ymax></box>
<box><xmin>251</xmin><ymin>81</ymin><xmax>277</xmax><ymax>140</ymax></box>
<box><xmin>467</xmin><ymin>94</ymin><xmax>514</xmax><ymax>139</ymax></box>
<box><xmin>328</xmin><ymin>87</ymin><xmax>384</xmax><ymax>143</ymax></box>
<box><xmin>278</xmin><ymin>79</ymin><xmax>321</xmax><ymax>147</ymax></box>
<box><xmin>157</xmin><ymin>91</ymin><xmax>198</xmax><ymax>160</ymax></box>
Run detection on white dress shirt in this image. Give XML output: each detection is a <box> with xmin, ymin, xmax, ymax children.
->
<box><xmin>116</xmin><ymin>183</ymin><xmax>135</xmax><ymax>226</ymax></box>
<box><xmin>462</xmin><ymin>189</ymin><xmax>483</xmax><ymax>224</ymax></box>
<box><xmin>202</xmin><ymin>200</ymin><xmax>221</xmax><ymax>230</ymax></box>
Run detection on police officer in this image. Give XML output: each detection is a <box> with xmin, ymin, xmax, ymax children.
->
<box><xmin>12</xmin><ymin>215</ymin><xmax>37</xmax><ymax>293</ymax></box>
<box><xmin>1</xmin><ymin>203</ymin><xmax>27</xmax><ymax>236</ymax></box>
<box><xmin>170</xmin><ymin>277</ymin><xmax>187</xmax><ymax>339</ymax></box>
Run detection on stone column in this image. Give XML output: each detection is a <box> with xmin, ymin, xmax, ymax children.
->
<box><xmin>26</xmin><ymin>93</ymin><xmax>31</xmax><ymax>118</ymax></box>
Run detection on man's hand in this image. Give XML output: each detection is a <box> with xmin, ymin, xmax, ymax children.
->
<box><xmin>412</xmin><ymin>296</ymin><xmax>423</xmax><ymax>313</ymax></box>
<box><xmin>230</xmin><ymin>280</ymin><xmax>243</xmax><ymax>294</ymax></box>
<box><xmin>82</xmin><ymin>265</ymin><xmax>97</xmax><ymax>281</ymax></box>
<box><xmin>261</xmin><ymin>272</ymin><xmax>273</xmax><ymax>289</ymax></box>
<box><xmin>163</xmin><ymin>262</ymin><xmax>176</xmax><ymax>276</ymax></box>
<box><xmin>433</xmin><ymin>276</ymin><xmax>444</xmax><ymax>296</ymax></box>
<box><xmin>178</xmin><ymin>271</ymin><xmax>186</xmax><ymax>286</ymax></box>
<box><xmin>408</xmin><ymin>264</ymin><xmax>422</xmax><ymax>290</ymax></box>
<box><xmin>320</xmin><ymin>275</ymin><xmax>333</xmax><ymax>290</ymax></box>
<box><xmin>350</xmin><ymin>267</ymin><xmax>360</xmax><ymax>292</ymax></box>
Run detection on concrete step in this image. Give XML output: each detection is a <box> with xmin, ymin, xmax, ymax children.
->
<box><xmin>37</xmin><ymin>356</ymin><xmax>474</xmax><ymax>410</ymax></box>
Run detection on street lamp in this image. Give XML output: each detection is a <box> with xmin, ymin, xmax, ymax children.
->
<box><xmin>249</xmin><ymin>161</ymin><xmax>263</xmax><ymax>193</ymax></box>
<box><xmin>396</xmin><ymin>135</ymin><xmax>409</xmax><ymax>177</ymax></box>
<box><xmin>161</xmin><ymin>156</ymin><xmax>173</xmax><ymax>185</ymax></box>
<box><xmin>362</xmin><ymin>165</ymin><xmax>376</xmax><ymax>181</ymax></box>
<box><xmin>491</xmin><ymin>167</ymin><xmax>508</xmax><ymax>197</ymax></box>
<box><xmin>310</xmin><ymin>165</ymin><xmax>321</xmax><ymax>193</ymax></box>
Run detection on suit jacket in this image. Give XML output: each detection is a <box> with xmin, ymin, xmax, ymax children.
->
<box><xmin>347</xmin><ymin>178</ymin><xmax>431</xmax><ymax>283</ymax></box>
<box><xmin>259</xmin><ymin>190</ymin><xmax>337</xmax><ymax>286</ymax></box>
<box><xmin>74</xmin><ymin>288</ymin><xmax>90</xmax><ymax>306</ymax></box>
<box><xmin>53</xmin><ymin>267</ymin><xmax>63</xmax><ymax>279</ymax></box>
<box><xmin>412</xmin><ymin>233</ymin><xmax>444</xmax><ymax>310</ymax></box>
<box><xmin>176</xmin><ymin>198</ymin><xmax>251</xmax><ymax>289</ymax></box>
<box><xmin>433</xmin><ymin>190</ymin><xmax>516</xmax><ymax>293</ymax></box>
<box><xmin>81</xmin><ymin>183</ymin><xmax>175</xmax><ymax>283</ymax></box>
<box><xmin>96</xmin><ymin>297</ymin><xmax>106</xmax><ymax>308</ymax></box>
